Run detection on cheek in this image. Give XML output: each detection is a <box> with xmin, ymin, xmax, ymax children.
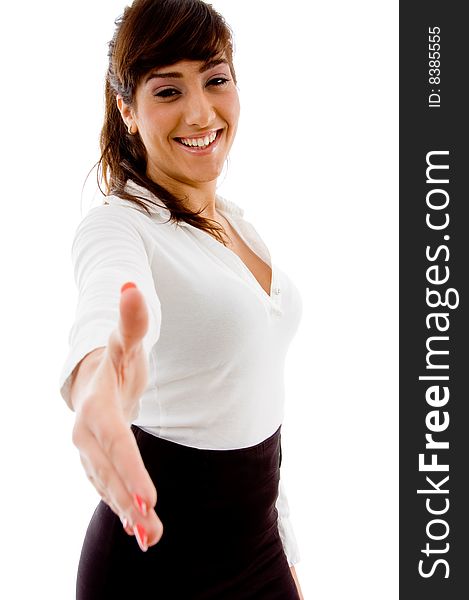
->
<box><xmin>136</xmin><ymin>99</ymin><xmax>172</xmax><ymax>139</ymax></box>
<box><xmin>225</xmin><ymin>92</ymin><xmax>240</xmax><ymax>127</ymax></box>
<box><xmin>140</xmin><ymin>116</ymin><xmax>173</xmax><ymax>152</ymax></box>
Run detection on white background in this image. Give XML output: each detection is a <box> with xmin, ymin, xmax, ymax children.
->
<box><xmin>0</xmin><ymin>1</ymin><xmax>397</xmax><ymax>598</ymax></box>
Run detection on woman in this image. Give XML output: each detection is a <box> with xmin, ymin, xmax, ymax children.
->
<box><xmin>59</xmin><ymin>0</ymin><xmax>304</xmax><ymax>597</ymax></box>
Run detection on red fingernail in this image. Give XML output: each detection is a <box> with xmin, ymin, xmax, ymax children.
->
<box><xmin>133</xmin><ymin>493</ymin><xmax>148</xmax><ymax>517</ymax></box>
<box><xmin>134</xmin><ymin>523</ymin><xmax>148</xmax><ymax>552</ymax></box>
<box><xmin>121</xmin><ymin>282</ymin><xmax>137</xmax><ymax>293</ymax></box>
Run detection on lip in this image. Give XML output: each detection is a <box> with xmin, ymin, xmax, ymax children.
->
<box><xmin>173</xmin><ymin>129</ymin><xmax>223</xmax><ymax>155</ymax></box>
<box><xmin>175</xmin><ymin>128</ymin><xmax>220</xmax><ymax>140</ymax></box>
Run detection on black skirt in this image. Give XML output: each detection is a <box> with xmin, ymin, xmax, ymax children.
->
<box><xmin>76</xmin><ymin>424</ymin><xmax>300</xmax><ymax>599</ymax></box>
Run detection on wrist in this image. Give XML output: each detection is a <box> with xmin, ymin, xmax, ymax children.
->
<box><xmin>70</xmin><ymin>347</ymin><xmax>107</xmax><ymax>412</ymax></box>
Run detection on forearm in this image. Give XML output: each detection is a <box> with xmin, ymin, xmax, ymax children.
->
<box><xmin>290</xmin><ymin>565</ymin><xmax>304</xmax><ymax>599</ymax></box>
<box><xmin>69</xmin><ymin>347</ymin><xmax>107</xmax><ymax>411</ymax></box>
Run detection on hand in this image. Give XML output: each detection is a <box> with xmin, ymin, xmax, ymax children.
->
<box><xmin>71</xmin><ymin>282</ymin><xmax>163</xmax><ymax>551</ymax></box>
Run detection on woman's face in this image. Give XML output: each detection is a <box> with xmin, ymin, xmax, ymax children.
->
<box><xmin>118</xmin><ymin>57</ymin><xmax>240</xmax><ymax>193</ymax></box>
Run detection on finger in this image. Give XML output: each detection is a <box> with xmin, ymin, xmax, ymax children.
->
<box><xmin>79</xmin><ymin>453</ymin><xmax>108</xmax><ymax>501</ymax></box>
<box><xmin>85</xmin><ymin>413</ymin><xmax>164</xmax><ymax>547</ymax></box>
<box><xmin>121</xmin><ymin>518</ymin><xmax>135</xmax><ymax>536</ymax></box>
<box><xmin>78</xmin><ymin>453</ymin><xmax>125</xmax><ymax>521</ymax></box>
<box><xmin>76</xmin><ymin>417</ymin><xmax>164</xmax><ymax>547</ymax></box>
<box><xmin>83</xmin><ymin>427</ymin><xmax>163</xmax><ymax>546</ymax></box>
<box><xmin>79</xmin><ymin>461</ymin><xmax>134</xmax><ymax>537</ymax></box>
<box><xmin>90</xmin><ymin>413</ymin><xmax>158</xmax><ymax>511</ymax></box>
<box><xmin>117</xmin><ymin>283</ymin><xmax>149</xmax><ymax>354</ymax></box>
<box><xmin>77</xmin><ymin>427</ymin><xmax>141</xmax><ymax>527</ymax></box>
<box><xmin>79</xmin><ymin>433</ymin><xmax>160</xmax><ymax>545</ymax></box>
<box><xmin>93</xmin><ymin>420</ymin><xmax>164</xmax><ymax>546</ymax></box>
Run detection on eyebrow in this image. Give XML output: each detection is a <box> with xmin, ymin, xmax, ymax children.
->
<box><xmin>144</xmin><ymin>58</ymin><xmax>229</xmax><ymax>83</ymax></box>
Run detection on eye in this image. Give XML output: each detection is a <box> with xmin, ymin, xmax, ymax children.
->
<box><xmin>208</xmin><ymin>77</ymin><xmax>230</xmax><ymax>87</ymax></box>
<box><xmin>154</xmin><ymin>88</ymin><xmax>180</xmax><ymax>99</ymax></box>
<box><xmin>153</xmin><ymin>77</ymin><xmax>231</xmax><ymax>100</ymax></box>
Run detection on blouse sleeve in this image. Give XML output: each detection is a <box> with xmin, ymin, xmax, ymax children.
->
<box><xmin>276</xmin><ymin>472</ymin><xmax>301</xmax><ymax>567</ymax></box>
<box><xmin>58</xmin><ymin>205</ymin><xmax>162</xmax><ymax>411</ymax></box>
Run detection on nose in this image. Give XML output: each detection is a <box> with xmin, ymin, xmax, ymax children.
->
<box><xmin>183</xmin><ymin>88</ymin><xmax>216</xmax><ymax>129</ymax></box>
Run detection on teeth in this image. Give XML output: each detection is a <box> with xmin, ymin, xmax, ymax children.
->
<box><xmin>179</xmin><ymin>130</ymin><xmax>218</xmax><ymax>148</ymax></box>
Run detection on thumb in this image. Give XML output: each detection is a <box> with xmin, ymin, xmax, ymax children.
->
<box><xmin>118</xmin><ymin>282</ymin><xmax>149</xmax><ymax>353</ymax></box>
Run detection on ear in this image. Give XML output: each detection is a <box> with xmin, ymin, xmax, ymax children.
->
<box><xmin>116</xmin><ymin>95</ymin><xmax>137</xmax><ymax>134</ymax></box>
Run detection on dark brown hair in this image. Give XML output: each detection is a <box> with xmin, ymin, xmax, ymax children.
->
<box><xmin>98</xmin><ymin>0</ymin><xmax>238</xmax><ymax>243</ymax></box>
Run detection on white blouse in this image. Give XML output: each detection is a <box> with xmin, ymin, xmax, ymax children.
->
<box><xmin>59</xmin><ymin>180</ymin><xmax>303</xmax><ymax>566</ymax></box>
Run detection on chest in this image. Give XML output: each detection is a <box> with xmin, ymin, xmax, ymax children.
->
<box><xmin>147</xmin><ymin>217</ymin><xmax>303</xmax><ymax>369</ymax></box>
<box><xmin>220</xmin><ymin>217</ymin><xmax>273</xmax><ymax>298</ymax></box>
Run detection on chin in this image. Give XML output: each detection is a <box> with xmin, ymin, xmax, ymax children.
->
<box><xmin>188</xmin><ymin>166</ymin><xmax>225</xmax><ymax>183</ymax></box>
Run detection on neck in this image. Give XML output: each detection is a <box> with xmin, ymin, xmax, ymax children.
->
<box><xmin>147</xmin><ymin>167</ymin><xmax>220</xmax><ymax>220</ymax></box>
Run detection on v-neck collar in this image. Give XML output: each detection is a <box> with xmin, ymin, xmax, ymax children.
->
<box><xmin>187</xmin><ymin>205</ymin><xmax>282</xmax><ymax>313</ymax></box>
<box><xmin>106</xmin><ymin>179</ymin><xmax>283</xmax><ymax>314</ymax></box>
<box><xmin>216</xmin><ymin>209</ymin><xmax>274</xmax><ymax>300</ymax></box>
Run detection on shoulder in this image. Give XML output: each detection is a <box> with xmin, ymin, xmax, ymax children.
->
<box><xmin>76</xmin><ymin>197</ymin><xmax>157</xmax><ymax>231</ymax></box>
<box><xmin>71</xmin><ymin>201</ymin><xmax>157</xmax><ymax>257</ymax></box>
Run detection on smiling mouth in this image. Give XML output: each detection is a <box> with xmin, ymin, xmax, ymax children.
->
<box><xmin>174</xmin><ymin>129</ymin><xmax>223</xmax><ymax>149</ymax></box>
